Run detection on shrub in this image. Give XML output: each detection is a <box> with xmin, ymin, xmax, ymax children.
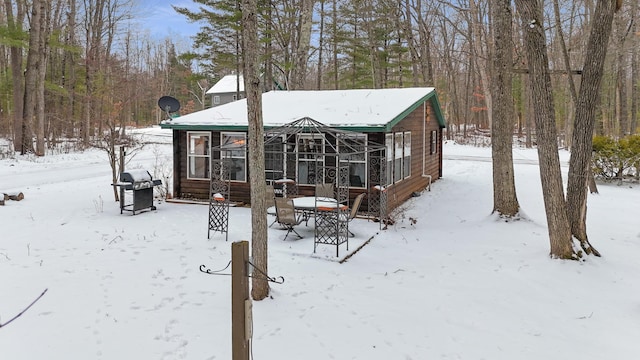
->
<box><xmin>592</xmin><ymin>135</ymin><xmax>640</xmax><ymax>181</ymax></box>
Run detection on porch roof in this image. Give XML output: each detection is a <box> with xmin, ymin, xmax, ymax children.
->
<box><xmin>160</xmin><ymin>87</ymin><xmax>445</xmax><ymax>133</ymax></box>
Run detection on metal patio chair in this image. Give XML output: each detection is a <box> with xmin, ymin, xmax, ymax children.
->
<box><xmin>344</xmin><ymin>193</ymin><xmax>366</xmax><ymax>237</ymax></box>
<box><xmin>265</xmin><ymin>184</ymin><xmax>278</xmax><ymax>227</ymax></box>
<box><xmin>274</xmin><ymin>197</ymin><xmax>303</xmax><ymax>240</ymax></box>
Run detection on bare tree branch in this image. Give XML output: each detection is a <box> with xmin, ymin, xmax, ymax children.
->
<box><xmin>0</xmin><ymin>288</ymin><xmax>48</xmax><ymax>329</ymax></box>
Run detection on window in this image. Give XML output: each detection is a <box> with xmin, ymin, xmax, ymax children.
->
<box><xmin>296</xmin><ymin>134</ymin><xmax>325</xmax><ymax>185</ymax></box>
<box><xmin>221</xmin><ymin>132</ymin><xmax>246</xmax><ymax>181</ymax></box>
<box><xmin>386</xmin><ymin>132</ymin><xmax>411</xmax><ymax>184</ymax></box>
<box><xmin>340</xmin><ymin>134</ymin><xmax>367</xmax><ymax>188</ymax></box>
<box><xmin>213</xmin><ymin>95</ymin><xmax>220</xmax><ymax>105</ymax></box>
<box><xmin>394</xmin><ymin>133</ymin><xmax>403</xmax><ymax>182</ymax></box>
<box><xmin>403</xmin><ymin>131</ymin><xmax>411</xmax><ymax>179</ymax></box>
<box><xmin>385</xmin><ymin>134</ymin><xmax>393</xmax><ymax>185</ymax></box>
<box><xmin>430</xmin><ymin>130</ymin><xmax>438</xmax><ymax>154</ymax></box>
<box><xmin>187</xmin><ymin>132</ymin><xmax>210</xmax><ymax>180</ymax></box>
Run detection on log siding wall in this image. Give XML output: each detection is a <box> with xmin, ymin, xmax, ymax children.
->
<box><xmin>383</xmin><ymin>102</ymin><xmax>442</xmax><ymax>213</ymax></box>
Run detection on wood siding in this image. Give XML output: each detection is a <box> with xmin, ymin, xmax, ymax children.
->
<box><xmin>175</xmin><ymin>130</ymin><xmax>212</xmax><ymax>200</ymax></box>
<box><xmin>384</xmin><ymin>102</ymin><xmax>443</xmax><ymax>213</ymax></box>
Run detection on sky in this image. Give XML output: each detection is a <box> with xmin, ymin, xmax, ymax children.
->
<box><xmin>133</xmin><ymin>0</ymin><xmax>201</xmax><ymax>43</ymax></box>
<box><xmin>1</xmin><ymin>127</ymin><xmax>640</xmax><ymax>359</ymax></box>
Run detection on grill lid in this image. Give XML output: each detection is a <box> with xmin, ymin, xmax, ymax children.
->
<box><xmin>120</xmin><ymin>169</ymin><xmax>152</xmax><ymax>183</ymax></box>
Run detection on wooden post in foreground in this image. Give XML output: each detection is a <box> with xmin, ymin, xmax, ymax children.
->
<box><xmin>231</xmin><ymin>241</ymin><xmax>250</xmax><ymax>360</ymax></box>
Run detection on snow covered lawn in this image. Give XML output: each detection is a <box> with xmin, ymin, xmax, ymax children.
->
<box><xmin>1</xmin><ymin>129</ymin><xmax>639</xmax><ymax>359</ymax></box>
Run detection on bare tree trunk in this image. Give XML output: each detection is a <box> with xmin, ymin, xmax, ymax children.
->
<box><xmin>490</xmin><ymin>0</ymin><xmax>519</xmax><ymax>217</ymax></box>
<box><xmin>403</xmin><ymin>0</ymin><xmax>421</xmax><ymax>85</ymax></box>
<box><xmin>332</xmin><ymin>0</ymin><xmax>338</xmax><ymax>89</ymax></box>
<box><xmin>415</xmin><ymin>0</ymin><xmax>435</xmax><ymax>85</ymax></box>
<box><xmin>317</xmin><ymin>0</ymin><xmax>325</xmax><ymax>89</ymax></box>
<box><xmin>83</xmin><ymin>0</ymin><xmax>107</xmax><ymax>145</ymax></box>
<box><xmin>235</xmin><ymin>0</ymin><xmax>241</xmax><ymax>98</ymax></box>
<box><xmin>470</xmin><ymin>0</ymin><xmax>493</xmax><ymax>127</ymax></box>
<box><xmin>632</xmin><ymin>0</ymin><xmax>639</xmax><ymax>134</ymax></box>
<box><xmin>35</xmin><ymin>0</ymin><xmax>52</xmax><ymax>156</ymax></box>
<box><xmin>515</xmin><ymin>0</ymin><xmax>574</xmax><ymax>259</ymax></box>
<box><xmin>362</xmin><ymin>0</ymin><xmax>382</xmax><ymax>88</ymax></box>
<box><xmin>23</xmin><ymin>0</ymin><xmax>44</xmax><ymax>154</ymax></box>
<box><xmin>439</xmin><ymin>16</ymin><xmax>462</xmax><ymax>138</ymax></box>
<box><xmin>241</xmin><ymin>0</ymin><xmax>269</xmax><ymax>301</ymax></box>
<box><xmin>552</xmin><ymin>0</ymin><xmax>577</xmax><ymax>153</ymax></box>
<box><xmin>566</xmin><ymin>0</ymin><xmax>618</xmax><ymax>257</ymax></box>
<box><xmin>62</xmin><ymin>0</ymin><xmax>77</xmax><ymax>137</ymax></box>
<box><xmin>524</xmin><ymin>74</ymin><xmax>533</xmax><ymax>148</ymax></box>
<box><xmin>552</xmin><ymin>0</ymin><xmax>578</xmax><ymax>105</ymax></box>
<box><xmin>615</xmin><ymin>11</ymin><xmax>630</xmax><ymax>137</ymax></box>
<box><xmin>4</xmin><ymin>0</ymin><xmax>25</xmax><ymax>153</ymax></box>
<box><xmin>553</xmin><ymin>0</ymin><xmax>598</xmax><ymax>194</ymax></box>
<box><xmin>291</xmin><ymin>0</ymin><xmax>314</xmax><ymax>89</ymax></box>
<box><xmin>394</xmin><ymin>2</ymin><xmax>404</xmax><ymax>87</ymax></box>
<box><xmin>83</xmin><ymin>18</ymin><xmax>92</xmax><ymax>144</ymax></box>
<box><xmin>264</xmin><ymin>0</ymin><xmax>274</xmax><ymax>92</ymax></box>
<box><xmin>463</xmin><ymin>60</ymin><xmax>473</xmax><ymax>139</ymax></box>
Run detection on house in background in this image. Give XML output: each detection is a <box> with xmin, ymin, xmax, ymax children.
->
<box><xmin>160</xmin><ymin>87</ymin><xmax>446</xmax><ymax>214</ymax></box>
<box><xmin>206</xmin><ymin>74</ymin><xmax>245</xmax><ymax>107</ymax></box>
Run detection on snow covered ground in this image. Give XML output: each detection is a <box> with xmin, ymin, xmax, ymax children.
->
<box><xmin>1</xmin><ymin>128</ymin><xmax>639</xmax><ymax>359</ymax></box>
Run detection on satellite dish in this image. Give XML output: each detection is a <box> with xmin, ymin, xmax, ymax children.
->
<box><xmin>157</xmin><ymin>96</ymin><xmax>181</xmax><ymax>119</ymax></box>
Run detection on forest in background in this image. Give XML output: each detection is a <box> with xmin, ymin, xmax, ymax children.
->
<box><xmin>0</xmin><ymin>0</ymin><xmax>638</xmax><ymax>156</ymax></box>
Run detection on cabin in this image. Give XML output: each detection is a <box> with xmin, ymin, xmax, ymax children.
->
<box><xmin>159</xmin><ymin>88</ymin><xmax>446</xmax><ymax>216</ymax></box>
<box><xmin>206</xmin><ymin>74</ymin><xmax>245</xmax><ymax>107</ymax></box>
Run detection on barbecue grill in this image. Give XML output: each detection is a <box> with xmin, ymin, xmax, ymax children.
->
<box><xmin>112</xmin><ymin>169</ymin><xmax>162</xmax><ymax>215</ymax></box>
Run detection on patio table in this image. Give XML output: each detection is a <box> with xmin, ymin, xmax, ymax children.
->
<box><xmin>291</xmin><ymin>196</ymin><xmax>348</xmax><ymax>225</ymax></box>
<box><xmin>290</xmin><ymin>196</ymin><xmax>342</xmax><ymax>209</ymax></box>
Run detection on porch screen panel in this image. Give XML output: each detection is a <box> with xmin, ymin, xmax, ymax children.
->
<box><xmin>297</xmin><ymin>134</ymin><xmax>325</xmax><ymax>185</ymax></box>
<box><xmin>264</xmin><ymin>136</ymin><xmax>284</xmax><ymax>184</ymax></box>
<box><xmin>340</xmin><ymin>134</ymin><xmax>367</xmax><ymax>188</ymax></box>
<box><xmin>187</xmin><ymin>132</ymin><xmax>211</xmax><ymax>180</ymax></box>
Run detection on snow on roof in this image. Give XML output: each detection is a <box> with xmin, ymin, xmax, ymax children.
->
<box><xmin>205</xmin><ymin>74</ymin><xmax>245</xmax><ymax>94</ymax></box>
<box><xmin>167</xmin><ymin>87</ymin><xmax>436</xmax><ymax>128</ymax></box>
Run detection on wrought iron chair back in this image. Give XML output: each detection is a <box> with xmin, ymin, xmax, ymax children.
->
<box><xmin>315</xmin><ymin>183</ymin><xmax>334</xmax><ymax>198</ymax></box>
